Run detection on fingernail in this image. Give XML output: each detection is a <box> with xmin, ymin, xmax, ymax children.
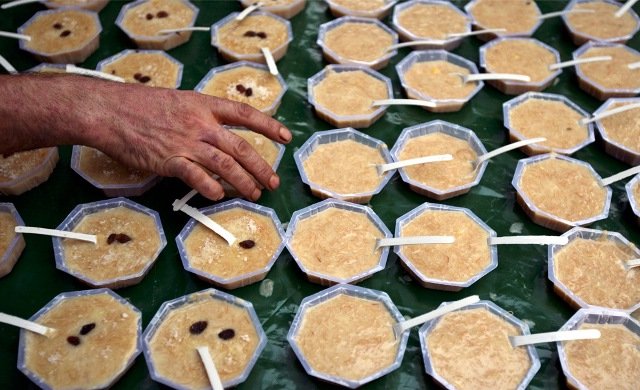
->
<box><xmin>269</xmin><ymin>174</ymin><xmax>279</xmax><ymax>190</ymax></box>
<box><xmin>252</xmin><ymin>188</ymin><xmax>261</xmax><ymax>201</ymax></box>
<box><xmin>279</xmin><ymin>127</ymin><xmax>292</xmax><ymax>142</ymax></box>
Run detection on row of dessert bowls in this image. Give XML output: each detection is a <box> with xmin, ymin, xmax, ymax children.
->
<box><xmin>2</xmin><ymin>195</ymin><xmax>638</xmax><ymax>313</ymax></box>
<box><xmin>10</xmin><ymin>282</ymin><xmax>640</xmax><ymax>389</ymax></box>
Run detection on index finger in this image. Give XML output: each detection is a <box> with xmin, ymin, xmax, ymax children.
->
<box><xmin>208</xmin><ymin>97</ymin><xmax>292</xmax><ymax>144</ymax></box>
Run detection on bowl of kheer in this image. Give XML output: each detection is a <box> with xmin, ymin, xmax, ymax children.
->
<box><xmin>573</xmin><ymin>41</ymin><xmax>640</xmax><ymax>101</ymax></box>
<box><xmin>594</xmin><ymin>97</ymin><xmax>640</xmax><ymax>165</ymax></box>
<box><xmin>503</xmin><ymin>92</ymin><xmax>594</xmax><ymax>155</ymax></box>
<box><xmin>324</xmin><ymin>0</ymin><xmax>398</xmax><ymax>19</ymax></box>
<box><xmin>317</xmin><ymin>16</ymin><xmax>398</xmax><ymax>70</ymax></box>
<box><xmin>116</xmin><ymin>0</ymin><xmax>199</xmax><ymax>50</ymax></box>
<box><xmin>557</xmin><ymin>308</ymin><xmax>640</xmax><ymax>390</ymax></box>
<box><xmin>562</xmin><ymin>0</ymin><xmax>640</xmax><ymax>45</ymax></box>
<box><xmin>294</xmin><ymin>128</ymin><xmax>394</xmax><ymax>204</ymax></box>
<box><xmin>143</xmin><ymin>288</ymin><xmax>266</xmax><ymax>389</ymax></box>
<box><xmin>395</xmin><ymin>202</ymin><xmax>497</xmax><ymax>291</ymax></box>
<box><xmin>512</xmin><ymin>154</ymin><xmax>612</xmax><ymax>232</ymax></box>
<box><xmin>285</xmin><ymin>199</ymin><xmax>392</xmax><ymax>286</ymax></box>
<box><xmin>308</xmin><ymin>64</ymin><xmax>393</xmax><ymax>128</ymax></box>
<box><xmin>53</xmin><ymin>197</ymin><xmax>166</xmax><ymax>289</ymax></box>
<box><xmin>287</xmin><ymin>284</ymin><xmax>409</xmax><ymax>388</ymax></box>
<box><xmin>17</xmin><ymin>288</ymin><xmax>142</xmax><ymax>390</ymax></box>
<box><xmin>464</xmin><ymin>0</ymin><xmax>542</xmax><ymax>41</ymax></box>
<box><xmin>391</xmin><ymin>0</ymin><xmax>470</xmax><ymax>51</ymax></box>
<box><xmin>0</xmin><ymin>203</ymin><xmax>25</xmax><ymax>278</ymax></box>
<box><xmin>0</xmin><ymin>147</ymin><xmax>59</xmax><ymax>196</ymax></box>
<box><xmin>239</xmin><ymin>0</ymin><xmax>306</xmax><ymax>19</ymax></box>
<box><xmin>419</xmin><ymin>299</ymin><xmax>540</xmax><ymax>390</ymax></box>
<box><xmin>97</xmin><ymin>49</ymin><xmax>183</xmax><ymax>88</ymax></box>
<box><xmin>211</xmin><ymin>11</ymin><xmax>293</xmax><ymax>63</ymax></box>
<box><xmin>390</xmin><ymin>120</ymin><xmax>488</xmax><ymax>200</ymax></box>
<box><xmin>45</xmin><ymin>0</ymin><xmax>110</xmax><ymax>12</ymax></box>
<box><xmin>18</xmin><ymin>8</ymin><xmax>101</xmax><ymax>64</ymax></box>
<box><xmin>396</xmin><ymin>50</ymin><xmax>483</xmax><ymax>112</ymax></box>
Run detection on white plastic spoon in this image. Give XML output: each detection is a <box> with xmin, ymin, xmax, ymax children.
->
<box><xmin>65</xmin><ymin>64</ymin><xmax>125</xmax><ymax>83</ymax></box>
<box><xmin>236</xmin><ymin>2</ymin><xmax>262</xmax><ymax>21</ymax></box>
<box><xmin>0</xmin><ymin>53</ymin><xmax>17</xmax><ymax>74</ymax></box>
<box><xmin>538</xmin><ymin>9</ymin><xmax>595</xmax><ymax>20</ymax></box>
<box><xmin>509</xmin><ymin>329</ymin><xmax>600</xmax><ymax>348</ymax></box>
<box><xmin>580</xmin><ymin>102</ymin><xmax>640</xmax><ymax>125</ymax></box>
<box><xmin>0</xmin><ymin>312</ymin><xmax>55</xmax><ymax>337</ymax></box>
<box><xmin>615</xmin><ymin>0</ymin><xmax>639</xmax><ymax>18</ymax></box>
<box><xmin>15</xmin><ymin>226</ymin><xmax>97</xmax><ymax>244</ymax></box>
<box><xmin>172</xmin><ymin>201</ymin><xmax>237</xmax><ymax>246</ymax></box>
<box><xmin>196</xmin><ymin>346</ymin><xmax>224</xmax><ymax>390</ymax></box>
<box><xmin>158</xmin><ymin>26</ymin><xmax>210</xmax><ymax>35</ymax></box>
<box><xmin>375</xmin><ymin>235</ymin><xmax>455</xmax><ymax>251</ymax></box>
<box><xmin>549</xmin><ymin>56</ymin><xmax>611</xmax><ymax>71</ymax></box>
<box><xmin>0</xmin><ymin>30</ymin><xmax>30</xmax><ymax>41</ymax></box>
<box><xmin>375</xmin><ymin>154</ymin><xmax>453</xmax><ymax>175</ymax></box>
<box><xmin>453</xmin><ymin>72</ymin><xmax>531</xmax><ymax>83</ymax></box>
<box><xmin>261</xmin><ymin>47</ymin><xmax>278</xmax><ymax>76</ymax></box>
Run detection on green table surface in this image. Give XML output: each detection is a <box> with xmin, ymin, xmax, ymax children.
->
<box><xmin>1</xmin><ymin>0</ymin><xmax>640</xmax><ymax>389</ymax></box>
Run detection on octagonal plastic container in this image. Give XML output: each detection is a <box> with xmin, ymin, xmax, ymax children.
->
<box><xmin>464</xmin><ymin>0</ymin><xmax>542</xmax><ymax>41</ymax></box>
<box><xmin>143</xmin><ymin>288</ymin><xmax>266</xmax><ymax>389</ymax></box>
<box><xmin>419</xmin><ymin>300</ymin><xmax>541</xmax><ymax>390</ymax></box>
<box><xmin>175</xmin><ymin>199</ymin><xmax>285</xmax><ymax>289</ymax></box>
<box><xmin>594</xmin><ymin>97</ymin><xmax>640</xmax><ymax>165</ymax></box>
<box><xmin>561</xmin><ymin>0</ymin><xmax>640</xmax><ymax>45</ymax></box>
<box><xmin>557</xmin><ymin>308</ymin><xmax>640</xmax><ymax>390</ymax></box>
<box><xmin>396</xmin><ymin>50</ymin><xmax>484</xmax><ymax>112</ymax></box>
<box><xmin>27</xmin><ymin>63</ymin><xmax>67</xmax><ymax>73</ymax></box>
<box><xmin>287</xmin><ymin>283</ymin><xmax>409</xmax><ymax>388</ymax></box>
<box><xmin>512</xmin><ymin>154</ymin><xmax>612</xmax><ymax>232</ymax></box>
<box><xmin>308</xmin><ymin>64</ymin><xmax>393</xmax><ymax>128</ymax></box>
<box><xmin>390</xmin><ymin>120</ymin><xmax>488</xmax><ymax>200</ymax></box>
<box><xmin>548</xmin><ymin>227</ymin><xmax>640</xmax><ymax>313</ymax></box>
<box><xmin>17</xmin><ymin>288</ymin><xmax>142</xmax><ymax>390</ymax></box>
<box><xmin>285</xmin><ymin>199</ymin><xmax>392</xmax><ymax>286</ymax></box>
<box><xmin>239</xmin><ymin>0</ymin><xmax>306</xmax><ymax>19</ymax></box>
<box><xmin>394</xmin><ymin>202</ymin><xmax>498</xmax><ymax>291</ymax></box>
<box><xmin>195</xmin><ymin>61</ymin><xmax>288</xmax><ymax>116</ymax></box>
<box><xmin>96</xmin><ymin>49</ymin><xmax>184</xmax><ymax>89</ymax></box>
<box><xmin>503</xmin><ymin>92</ymin><xmax>595</xmax><ymax>155</ymax></box>
<box><xmin>0</xmin><ymin>147</ymin><xmax>59</xmax><ymax>196</ymax></box>
<box><xmin>116</xmin><ymin>0</ymin><xmax>199</xmax><ymax>50</ymax></box>
<box><xmin>294</xmin><ymin>128</ymin><xmax>394</xmax><ymax>204</ymax></box>
<box><xmin>45</xmin><ymin>0</ymin><xmax>110</xmax><ymax>12</ymax></box>
<box><xmin>18</xmin><ymin>8</ymin><xmax>101</xmax><ymax>63</ymax></box>
<box><xmin>573</xmin><ymin>41</ymin><xmax>640</xmax><ymax>101</ymax></box>
<box><xmin>211</xmin><ymin>11</ymin><xmax>293</xmax><ymax>63</ymax></box>
<box><xmin>0</xmin><ymin>203</ymin><xmax>25</xmax><ymax>278</ymax></box>
<box><xmin>325</xmin><ymin>0</ymin><xmax>398</xmax><ymax>19</ymax></box>
<box><xmin>317</xmin><ymin>16</ymin><xmax>398</xmax><ymax>70</ymax></box>
<box><xmin>391</xmin><ymin>0</ymin><xmax>470</xmax><ymax>51</ymax></box>
<box><xmin>53</xmin><ymin>197</ymin><xmax>167</xmax><ymax>289</ymax></box>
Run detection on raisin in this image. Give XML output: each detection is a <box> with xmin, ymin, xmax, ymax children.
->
<box><xmin>53</xmin><ymin>23</ymin><xmax>63</xmax><ymax>30</ymax></box>
<box><xmin>239</xmin><ymin>239</ymin><xmax>255</xmax><ymax>249</ymax></box>
<box><xmin>189</xmin><ymin>321</ymin><xmax>208</xmax><ymax>335</ymax></box>
<box><xmin>133</xmin><ymin>73</ymin><xmax>142</xmax><ymax>80</ymax></box>
<box><xmin>67</xmin><ymin>336</ymin><xmax>81</xmax><ymax>346</ymax></box>
<box><xmin>107</xmin><ymin>233</ymin><xmax>132</xmax><ymax>245</ymax></box>
<box><xmin>236</xmin><ymin>84</ymin><xmax>246</xmax><ymax>93</ymax></box>
<box><xmin>60</xmin><ymin>30</ymin><xmax>71</xmax><ymax>38</ymax></box>
<box><xmin>218</xmin><ymin>328</ymin><xmax>235</xmax><ymax>340</ymax></box>
<box><xmin>157</xmin><ymin>10</ymin><xmax>169</xmax><ymax>18</ymax></box>
<box><xmin>243</xmin><ymin>30</ymin><xmax>257</xmax><ymax>37</ymax></box>
<box><xmin>146</xmin><ymin>13</ymin><xmax>154</xmax><ymax>20</ymax></box>
<box><xmin>111</xmin><ymin>70</ymin><xmax>116</xmax><ymax>75</ymax></box>
<box><xmin>256</xmin><ymin>32</ymin><xmax>267</xmax><ymax>39</ymax></box>
<box><xmin>245</xmin><ymin>88</ymin><xmax>253</xmax><ymax>97</ymax></box>
<box><xmin>80</xmin><ymin>323</ymin><xmax>96</xmax><ymax>335</ymax></box>
<box><xmin>138</xmin><ymin>76</ymin><xmax>151</xmax><ymax>84</ymax></box>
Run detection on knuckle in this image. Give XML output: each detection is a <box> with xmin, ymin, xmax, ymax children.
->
<box><xmin>232</xmin><ymin>138</ymin><xmax>254</xmax><ymax>159</ymax></box>
<box><xmin>235</xmin><ymin>102</ymin><xmax>256</xmax><ymax>120</ymax></box>
<box><xmin>212</xmin><ymin>152</ymin><xmax>236</xmax><ymax>172</ymax></box>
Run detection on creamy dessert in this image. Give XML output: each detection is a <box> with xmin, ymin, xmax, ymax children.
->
<box><xmin>301</xmin><ymin>139</ymin><xmax>386</xmax><ymax>202</ymax></box>
<box><xmin>288</xmin><ymin>206</ymin><xmax>386</xmax><ymax>284</ymax></box>
<box><xmin>399</xmin><ymin>209</ymin><xmax>491</xmax><ymax>288</ymax></box>
<box><xmin>575</xmin><ymin>45</ymin><xmax>640</xmax><ymax>100</ymax></box>
<box><xmin>0</xmin><ymin>204</ymin><xmax>25</xmax><ymax>278</ymax></box>
<box><xmin>553</xmin><ymin>234</ymin><xmax>640</xmax><ymax>310</ymax></box>
<box><xmin>320</xmin><ymin>18</ymin><xmax>395</xmax><ymax>69</ymax></box>
<box><xmin>326</xmin><ymin>0</ymin><xmax>395</xmax><ymax>19</ymax></box>
<box><xmin>117</xmin><ymin>0</ymin><xmax>197</xmax><ymax>50</ymax></box>
<box><xmin>0</xmin><ymin>147</ymin><xmax>58</xmax><ymax>196</ymax></box>
<box><xmin>393</xmin><ymin>0</ymin><xmax>468</xmax><ymax>50</ymax></box>
<box><xmin>597</xmin><ymin>100</ymin><xmax>640</xmax><ymax>164</ymax></box>
<box><xmin>239</xmin><ymin>0</ymin><xmax>306</xmax><ymax>19</ymax></box>
<box><xmin>181</xmin><ymin>206</ymin><xmax>283</xmax><ymax>289</ymax></box>
<box><xmin>482</xmin><ymin>38</ymin><xmax>559</xmax><ymax>94</ymax></box>
<box><xmin>20</xmin><ymin>290</ymin><xmax>140</xmax><ymax>390</ymax></box>
<box><xmin>213</xmin><ymin>12</ymin><xmax>291</xmax><ymax>63</ymax></box>
<box><xmin>293</xmin><ymin>293</ymin><xmax>399</xmax><ymax>382</ymax></box>
<box><xmin>98</xmin><ymin>50</ymin><xmax>182</xmax><ymax>88</ymax></box>
<box><xmin>564</xmin><ymin>0</ymin><xmax>639</xmax><ymax>45</ymax></box>
<box><xmin>426</xmin><ymin>307</ymin><xmax>533</xmax><ymax>389</ymax></box>
<box><xmin>231</xmin><ymin>129</ymin><xmax>281</xmax><ymax>168</ymax></box>
<box><xmin>563</xmin><ymin>322</ymin><xmax>640</xmax><ymax>390</ymax></box>
<box><xmin>60</xmin><ymin>204</ymin><xmax>164</xmax><ymax>288</ymax></box>
<box><xmin>145</xmin><ymin>291</ymin><xmax>263</xmax><ymax>388</ymax></box>
<box><xmin>516</xmin><ymin>156</ymin><xmax>608</xmax><ymax>231</ymax></box>
<box><xmin>507</xmin><ymin>96</ymin><xmax>591</xmax><ymax>155</ymax></box>
<box><xmin>19</xmin><ymin>9</ymin><xmax>101</xmax><ymax>63</ymax></box>
<box><xmin>46</xmin><ymin>0</ymin><xmax>110</xmax><ymax>12</ymax></box>
<box><xmin>311</xmin><ymin>67</ymin><xmax>390</xmax><ymax>128</ymax></box>
<box><xmin>197</xmin><ymin>63</ymin><xmax>285</xmax><ymax>116</ymax></box>
<box><xmin>465</xmin><ymin>0</ymin><xmax>540</xmax><ymax>40</ymax></box>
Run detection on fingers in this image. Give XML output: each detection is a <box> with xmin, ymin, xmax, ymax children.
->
<box><xmin>208</xmin><ymin>97</ymin><xmax>292</xmax><ymax>144</ymax></box>
<box><xmin>164</xmin><ymin>156</ymin><xmax>225</xmax><ymax>202</ymax></box>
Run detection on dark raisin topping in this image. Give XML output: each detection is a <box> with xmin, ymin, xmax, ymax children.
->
<box><xmin>107</xmin><ymin>233</ymin><xmax>132</xmax><ymax>245</ymax></box>
<box><xmin>239</xmin><ymin>240</ymin><xmax>255</xmax><ymax>249</ymax></box>
<box><xmin>236</xmin><ymin>84</ymin><xmax>246</xmax><ymax>93</ymax></box>
<box><xmin>53</xmin><ymin>23</ymin><xmax>63</xmax><ymax>30</ymax></box>
<box><xmin>218</xmin><ymin>328</ymin><xmax>235</xmax><ymax>340</ymax></box>
<box><xmin>146</xmin><ymin>13</ymin><xmax>154</xmax><ymax>20</ymax></box>
<box><xmin>245</xmin><ymin>88</ymin><xmax>253</xmax><ymax>97</ymax></box>
<box><xmin>111</xmin><ymin>70</ymin><xmax>116</xmax><ymax>75</ymax></box>
<box><xmin>243</xmin><ymin>30</ymin><xmax>257</xmax><ymax>37</ymax></box>
<box><xmin>1</xmin><ymin>152</ymin><xmax>14</xmax><ymax>159</ymax></box>
<box><xmin>138</xmin><ymin>76</ymin><xmax>151</xmax><ymax>84</ymax></box>
<box><xmin>256</xmin><ymin>32</ymin><xmax>267</xmax><ymax>39</ymax></box>
<box><xmin>189</xmin><ymin>321</ymin><xmax>208</xmax><ymax>335</ymax></box>
<box><xmin>157</xmin><ymin>10</ymin><xmax>169</xmax><ymax>18</ymax></box>
<box><xmin>60</xmin><ymin>30</ymin><xmax>71</xmax><ymax>38</ymax></box>
<box><xmin>133</xmin><ymin>73</ymin><xmax>142</xmax><ymax>80</ymax></box>
<box><xmin>67</xmin><ymin>336</ymin><xmax>81</xmax><ymax>346</ymax></box>
<box><xmin>79</xmin><ymin>323</ymin><xmax>96</xmax><ymax>335</ymax></box>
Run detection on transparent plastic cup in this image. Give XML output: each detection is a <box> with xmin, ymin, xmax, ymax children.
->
<box><xmin>0</xmin><ymin>147</ymin><xmax>59</xmax><ymax>196</ymax></box>
<box><xmin>0</xmin><ymin>203</ymin><xmax>25</xmax><ymax>278</ymax></box>
<box><xmin>464</xmin><ymin>0</ymin><xmax>542</xmax><ymax>42</ymax></box>
<box><xmin>324</xmin><ymin>0</ymin><xmax>398</xmax><ymax>19</ymax></box>
<box><xmin>593</xmin><ymin>97</ymin><xmax>640</xmax><ymax>165</ymax></box>
<box><xmin>561</xmin><ymin>0</ymin><xmax>640</xmax><ymax>45</ymax></box>
<box><xmin>239</xmin><ymin>0</ymin><xmax>306</xmax><ymax>19</ymax></box>
<box><xmin>96</xmin><ymin>49</ymin><xmax>184</xmax><ymax>89</ymax></box>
